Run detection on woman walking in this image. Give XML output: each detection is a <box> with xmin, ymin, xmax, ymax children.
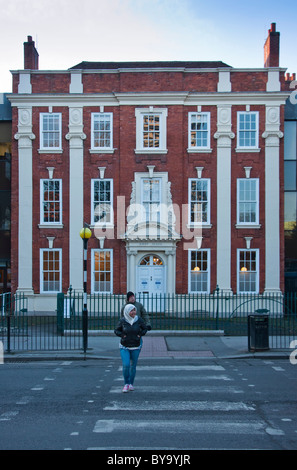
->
<box><xmin>114</xmin><ymin>304</ymin><xmax>148</xmax><ymax>392</ymax></box>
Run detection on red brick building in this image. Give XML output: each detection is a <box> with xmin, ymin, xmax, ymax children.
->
<box><xmin>8</xmin><ymin>25</ymin><xmax>291</xmax><ymax>312</ymax></box>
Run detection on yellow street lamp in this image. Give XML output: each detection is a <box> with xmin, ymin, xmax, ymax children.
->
<box><xmin>79</xmin><ymin>227</ymin><xmax>92</xmax><ymax>240</ymax></box>
<box><xmin>80</xmin><ymin>224</ymin><xmax>92</xmax><ymax>355</ymax></box>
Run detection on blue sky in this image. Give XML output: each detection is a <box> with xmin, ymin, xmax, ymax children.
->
<box><xmin>0</xmin><ymin>0</ymin><xmax>296</xmax><ymax>92</ymax></box>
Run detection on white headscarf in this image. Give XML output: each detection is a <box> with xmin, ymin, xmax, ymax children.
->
<box><xmin>123</xmin><ymin>304</ymin><xmax>138</xmax><ymax>325</ymax></box>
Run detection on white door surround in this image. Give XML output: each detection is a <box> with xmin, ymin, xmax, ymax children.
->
<box><xmin>125</xmin><ymin>240</ymin><xmax>177</xmax><ymax>295</ymax></box>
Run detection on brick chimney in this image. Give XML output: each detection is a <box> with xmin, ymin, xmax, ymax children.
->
<box><xmin>264</xmin><ymin>23</ymin><xmax>280</xmax><ymax>67</ymax></box>
<box><xmin>24</xmin><ymin>36</ymin><xmax>39</xmax><ymax>70</ymax></box>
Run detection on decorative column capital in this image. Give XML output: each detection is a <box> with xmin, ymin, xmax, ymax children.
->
<box><xmin>262</xmin><ymin>130</ymin><xmax>283</xmax><ymax>147</ymax></box>
<box><xmin>66</xmin><ymin>106</ymin><xmax>86</xmax><ymax>148</ymax></box>
<box><xmin>215</xmin><ymin>105</ymin><xmax>235</xmax><ymax>148</ymax></box>
<box><xmin>15</xmin><ymin>107</ymin><xmax>35</xmax><ymax>148</ymax></box>
<box><xmin>262</xmin><ymin>105</ymin><xmax>283</xmax><ymax>147</ymax></box>
<box><xmin>14</xmin><ymin>132</ymin><xmax>36</xmax><ymax>148</ymax></box>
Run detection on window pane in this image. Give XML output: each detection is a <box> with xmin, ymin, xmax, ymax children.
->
<box><xmin>238</xmin><ymin>250</ymin><xmax>257</xmax><ymax>292</ymax></box>
<box><xmin>284</xmin><ymin>121</ymin><xmax>297</xmax><ymax>160</ymax></box>
<box><xmin>42</xmin><ymin>179</ymin><xmax>61</xmax><ymax>223</ymax></box>
<box><xmin>238</xmin><ymin>179</ymin><xmax>258</xmax><ymax>223</ymax></box>
<box><xmin>284</xmin><ymin>192</ymin><xmax>297</xmax><ymax>230</ymax></box>
<box><xmin>93</xmin><ymin>180</ymin><xmax>112</xmax><ymax>223</ymax></box>
<box><xmin>238</xmin><ymin>113</ymin><xmax>257</xmax><ymax>148</ymax></box>
<box><xmin>142</xmin><ymin>179</ymin><xmax>161</xmax><ymax>222</ymax></box>
<box><xmin>42</xmin><ymin>250</ymin><xmax>61</xmax><ymax>292</ymax></box>
<box><xmin>284</xmin><ymin>161</ymin><xmax>297</xmax><ymax>190</ymax></box>
<box><xmin>190</xmin><ymin>179</ymin><xmax>209</xmax><ymax>223</ymax></box>
<box><xmin>190</xmin><ymin>113</ymin><xmax>209</xmax><ymax>148</ymax></box>
<box><xmin>93</xmin><ymin>114</ymin><xmax>112</xmax><ymax>148</ymax></box>
<box><xmin>93</xmin><ymin>250</ymin><xmax>112</xmax><ymax>292</ymax></box>
<box><xmin>143</xmin><ymin>114</ymin><xmax>160</xmax><ymax>148</ymax></box>
<box><xmin>190</xmin><ymin>250</ymin><xmax>209</xmax><ymax>292</ymax></box>
<box><xmin>41</xmin><ymin>114</ymin><xmax>61</xmax><ymax>148</ymax></box>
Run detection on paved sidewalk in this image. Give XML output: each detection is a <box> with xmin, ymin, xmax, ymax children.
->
<box><xmin>3</xmin><ymin>331</ymin><xmax>292</xmax><ymax>361</ymax></box>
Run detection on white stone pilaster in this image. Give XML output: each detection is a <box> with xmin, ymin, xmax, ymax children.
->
<box><xmin>214</xmin><ymin>105</ymin><xmax>235</xmax><ymax>293</ymax></box>
<box><xmin>165</xmin><ymin>250</ymin><xmax>175</xmax><ymax>295</ymax></box>
<box><xmin>66</xmin><ymin>107</ymin><xmax>86</xmax><ymax>291</ymax></box>
<box><xmin>127</xmin><ymin>249</ymin><xmax>137</xmax><ymax>293</ymax></box>
<box><xmin>15</xmin><ymin>107</ymin><xmax>35</xmax><ymax>294</ymax></box>
<box><xmin>262</xmin><ymin>105</ymin><xmax>283</xmax><ymax>293</ymax></box>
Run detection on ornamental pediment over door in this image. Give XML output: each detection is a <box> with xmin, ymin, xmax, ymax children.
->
<box><xmin>124</xmin><ymin>220</ymin><xmax>181</xmax><ymax>241</ymax></box>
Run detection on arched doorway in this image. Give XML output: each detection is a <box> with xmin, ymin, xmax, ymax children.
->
<box><xmin>137</xmin><ymin>254</ymin><xmax>165</xmax><ymax>295</ymax></box>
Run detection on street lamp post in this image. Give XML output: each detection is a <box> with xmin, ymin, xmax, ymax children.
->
<box><xmin>79</xmin><ymin>224</ymin><xmax>92</xmax><ymax>356</ymax></box>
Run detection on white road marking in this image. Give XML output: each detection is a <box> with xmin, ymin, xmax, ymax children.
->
<box><xmin>109</xmin><ymin>385</ymin><xmax>244</xmax><ymax>394</ymax></box>
<box><xmin>114</xmin><ymin>374</ymin><xmax>232</xmax><ymax>381</ymax></box>
<box><xmin>119</xmin><ymin>365</ymin><xmax>225</xmax><ymax>371</ymax></box>
<box><xmin>94</xmin><ymin>419</ymin><xmax>264</xmax><ymax>434</ymax></box>
<box><xmin>16</xmin><ymin>396</ymin><xmax>31</xmax><ymax>405</ymax></box>
<box><xmin>104</xmin><ymin>400</ymin><xmax>255</xmax><ymax>411</ymax></box>
<box><xmin>0</xmin><ymin>411</ymin><xmax>19</xmax><ymax>421</ymax></box>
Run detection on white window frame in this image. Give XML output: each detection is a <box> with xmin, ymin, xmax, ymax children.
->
<box><xmin>40</xmin><ymin>179</ymin><xmax>62</xmax><ymax>225</ymax></box>
<box><xmin>188</xmin><ymin>112</ymin><xmax>211</xmax><ymax>151</ymax></box>
<box><xmin>237</xmin><ymin>111</ymin><xmax>259</xmax><ymax>150</ymax></box>
<box><xmin>91</xmin><ymin>249</ymin><xmax>113</xmax><ymax>293</ymax></box>
<box><xmin>237</xmin><ymin>178</ymin><xmax>259</xmax><ymax>226</ymax></box>
<box><xmin>141</xmin><ymin>178</ymin><xmax>162</xmax><ymax>223</ymax></box>
<box><xmin>39</xmin><ymin>113</ymin><xmax>62</xmax><ymax>152</ymax></box>
<box><xmin>188</xmin><ymin>249</ymin><xmax>210</xmax><ymax>293</ymax></box>
<box><xmin>237</xmin><ymin>249</ymin><xmax>259</xmax><ymax>294</ymax></box>
<box><xmin>135</xmin><ymin>108</ymin><xmax>168</xmax><ymax>154</ymax></box>
<box><xmin>91</xmin><ymin>112</ymin><xmax>114</xmax><ymax>152</ymax></box>
<box><xmin>40</xmin><ymin>248</ymin><xmax>62</xmax><ymax>293</ymax></box>
<box><xmin>188</xmin><ymin>178</ymin><xmax>211</xmax><ymax>226</ymax></box>
<box><xmin>91</xmin><ymin>179</ymin><xmax>113</xmax><ymax>226</ymax></box>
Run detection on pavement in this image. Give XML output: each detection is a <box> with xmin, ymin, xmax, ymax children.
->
<box><xmin>3</xmin><ymin>330</ymin><xmax>293</xmax><ymax>362</ymax></box>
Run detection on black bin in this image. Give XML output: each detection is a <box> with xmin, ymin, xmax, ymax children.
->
<box><xmin>248</xmin><ymin>312</ymin><xmax>269</xmax><ymax>351</ymax></box>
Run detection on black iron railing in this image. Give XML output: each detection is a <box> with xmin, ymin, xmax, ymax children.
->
<box><xmin>1</xmin><ymin>290</ymin><xmax>297</xmax><ymax>351</ymax></box>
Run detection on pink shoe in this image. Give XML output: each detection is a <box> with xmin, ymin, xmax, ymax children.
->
<box><xmin>122</xmin><ymin>384</ymin><xmax>129</xmax><ymax>393</ymax></box>
<box><xmin>128</xmin><ymin>384</ymin><xmax>134</xmax><ymax>391</ymax></box>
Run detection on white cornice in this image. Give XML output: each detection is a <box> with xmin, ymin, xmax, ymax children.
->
<box><xmin>10</xmin><ymin>66</ymin><xmax>287</xmax><ymax>74</ymax></box>
<box><xmin>7</xmin><ymin>91</ymin><xmax>290</xmax><ymax>107</ymax></box>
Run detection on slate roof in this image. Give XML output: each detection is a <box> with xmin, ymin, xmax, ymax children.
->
<box><xmin>70</xmin><ymin>60</ymin><xmax>231</xmax><ymax>70</ymax></box>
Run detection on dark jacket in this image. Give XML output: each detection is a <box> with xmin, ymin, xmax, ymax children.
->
<box><xmin>114</xmin><ymin>317</ymin><xmax>148</xmax><ymax>348</ymax></box>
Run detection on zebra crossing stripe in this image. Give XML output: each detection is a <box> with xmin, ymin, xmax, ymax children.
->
<box><xmin>118</xmin><ymin>365</ymin><xmax>225</xmax><ymax>371</ymax></box>
<box><xmin>109</xmin><ymin>385</ymin><xmax>243</xmax><ymax>393</ymax></box>
<box><xmin>94</xmin><ymin>419</ymin><xmax>266</xmax><ymax>434</ymax></box>
<box><xmin>104</xmin><ymin>400</ymin><xmax>255</xmax><ymax>411</ymax></box>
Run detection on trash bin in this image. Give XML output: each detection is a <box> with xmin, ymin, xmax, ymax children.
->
<box><xmin>248</xmin><ymin>312</ymin><xmax>269</xmax><ymax>351</ymax></box>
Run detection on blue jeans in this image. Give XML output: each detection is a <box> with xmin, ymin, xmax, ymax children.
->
<box><xmin>120</xmin><ymin>348</ymin><xmax>141</xmax><ymax>385</ymax></box>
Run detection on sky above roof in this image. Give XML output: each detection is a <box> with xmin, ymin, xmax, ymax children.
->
<box><xmin>1</xmin><ymin>0</ymin><xmax>296</xmax><ymax>92</ymax></box>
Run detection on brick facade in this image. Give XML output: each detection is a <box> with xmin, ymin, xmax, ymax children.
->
<box><xmin>7</xmin><ymin>28</ymin><xmax>292</xmax><ymax>312</ymax></box>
